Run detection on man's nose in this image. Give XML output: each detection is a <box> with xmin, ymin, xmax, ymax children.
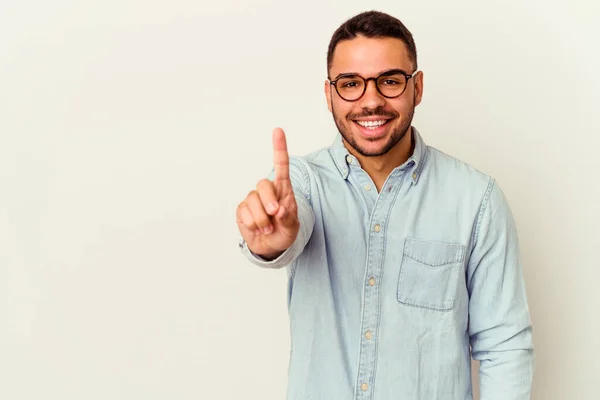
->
<box><xmin>358</xmin><ymin>79</ymin><xmax>386</xmax><ymax>109</ymax></box>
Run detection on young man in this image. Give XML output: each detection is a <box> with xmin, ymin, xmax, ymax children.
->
<box><xmin>236</xmin><ymin>10</ymin><xmax>534</xmax><ymax>400</ymax></box>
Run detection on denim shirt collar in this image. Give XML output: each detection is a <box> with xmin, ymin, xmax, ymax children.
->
<box><xmin>329</xmin><ymin>126</ymin><xmax>429</xmax><ymax>185</ymax></box>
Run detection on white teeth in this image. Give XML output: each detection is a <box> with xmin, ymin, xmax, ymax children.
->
<box><xmin>356</xmin><ymin>120</ymin><xmax>387</xmax><ymax>128</ymax></box>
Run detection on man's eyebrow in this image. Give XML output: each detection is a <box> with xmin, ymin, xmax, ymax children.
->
<box><xmin>378</xmin><ymin>68</ymin><xmax>409</xmax><ymax>76</ymax></box>
<box><xmin>332</xmin><ymin>72</ymin><xmax>359</xmax><ymax>80</ymax></box>
<box><xmin>332</xmin><ymin>68</ymin><xmax>410</xmax><ymax>80</ymax></box>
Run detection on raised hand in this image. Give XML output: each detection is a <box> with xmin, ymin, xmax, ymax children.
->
<box><xmin>236</xmin><ymin>128</ymin><xmax>300</xmax><ymax>260</ymax></box>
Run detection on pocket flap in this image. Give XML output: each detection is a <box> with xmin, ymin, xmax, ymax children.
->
<box><xmin>403</xmin><ymin>237</ymin><xmax>466</xmax><ymax>267</ymax></box>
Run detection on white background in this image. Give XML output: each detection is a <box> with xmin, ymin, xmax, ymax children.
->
<box><xmin>1</xmin><ymin>0</ymin><xmax>598</xmax><ymax>399</ymax></box>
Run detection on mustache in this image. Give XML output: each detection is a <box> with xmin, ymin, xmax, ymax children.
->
<box><xmin>347</xmin><ymin>107</ymin><xmax>398</xmax><ymax>120</ymax></box>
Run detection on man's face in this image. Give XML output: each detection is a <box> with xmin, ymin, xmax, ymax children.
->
<box><xmin>325</xmin><ymin>36</ymin><xmax>423</xmax><ymax>157</ymax></box>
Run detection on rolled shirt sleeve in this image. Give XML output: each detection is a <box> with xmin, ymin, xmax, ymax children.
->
<box><xmin>467</xmin><ymin>179</ymin><xmax>535</xmax><ymax>399</ymax></box>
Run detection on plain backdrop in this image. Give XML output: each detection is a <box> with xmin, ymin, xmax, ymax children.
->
<box><xmin>1</xmin><ymin>0</ymin><xmax>599</xmax><ymax>399</ymax></box>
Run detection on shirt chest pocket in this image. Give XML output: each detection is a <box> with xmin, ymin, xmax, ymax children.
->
<box><xmin>397</xmin><ymin>237</ymin><xmax>466</xmax><ymax>311</ymax></box>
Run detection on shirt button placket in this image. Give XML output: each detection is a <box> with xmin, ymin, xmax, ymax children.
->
<box><xmin>356</xmin><ymin>219</ymin><xmax>383</xmax><ymax>398</ymax></box>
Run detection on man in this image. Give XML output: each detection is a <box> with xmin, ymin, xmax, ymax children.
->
<box><xmin>236</xmin><ymin>10</ymin><xmax>534</xmax><ymax>400</ymax></box>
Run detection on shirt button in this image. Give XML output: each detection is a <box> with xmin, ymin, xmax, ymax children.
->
<box><xmin>361</xmin><ymin>383</ymin><xmax>369</xmax><ymax>391</ymax></box>
<box><xmin>412</xmin><ymin>172</ymin><xmax>417</xmax><ymax>180</ymax></box>
<box><xmin>364</xmin><ymin>184</ymin><xmax>371</xmax><ymax>191</ymax></box>
<box><xmin>374</xmin><ymin>224</ymin><xmax>381</xmax><ymax>232</ymax></box>
<box><xmin>365</xmin><ymin>330</ymin><xmax>372</xmax><ymax>340</ymax></box>
<box><xmin>346</xmin><ymin>155</ymin><xmax>353</xmax><ymax>163</ymax></box>
<box><xmin>369</xmin><ymin>277</ymin><xmax>375</xmax><ymax>286</ymax></box>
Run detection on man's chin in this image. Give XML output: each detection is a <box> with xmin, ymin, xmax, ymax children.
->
<box><xmin>345</xmin><ymin>136</ymin><xmax>392</xmax><ymax>157</ymax></box>
<box><xmin>345</xmin><ymin>127</ymin><xmax>411</xmax><ymax>158</ymax></box>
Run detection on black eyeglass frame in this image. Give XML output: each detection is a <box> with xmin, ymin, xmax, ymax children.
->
<box><xmin>328</xmin><ymin>69</ymin><xmax>418</xmax><ymax>102</ymax></box>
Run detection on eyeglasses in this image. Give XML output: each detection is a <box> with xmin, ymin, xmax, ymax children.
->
<box><xmin>328</xmin><ymin>69</ymin><xmax>418</xmax><ymax>102</ymax></box>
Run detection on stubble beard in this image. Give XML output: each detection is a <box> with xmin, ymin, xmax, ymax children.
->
<box><xmin>332</xmin><ymin>103</ymin><xmax>415</xmax><ymax>158</ymax></box>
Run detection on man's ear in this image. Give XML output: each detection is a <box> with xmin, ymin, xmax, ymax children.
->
<box><xmin>324</xmin><ymin>80</ymin><xmax>333</xmax><ymax>113</ymax></box>
<box><xmin>413</xmin><ymin>70</ymin><xmax>424</xmax><ymax>107</ymax></box>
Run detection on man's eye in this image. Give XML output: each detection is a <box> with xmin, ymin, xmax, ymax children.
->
<box><xmin>382</xmin><ymin>79</ymin><xmax>400</xmax><ymax>85</ymax></box>
<box><xmin>342</xmin><ymin>81</ymin><xmax>360</xmax><ymax>88</ymax></box>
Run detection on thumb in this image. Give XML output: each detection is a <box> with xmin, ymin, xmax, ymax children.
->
<box><xmin>275</xmin><ymin>204</ymin><xmax>296</xmax><ymax>228</ymax></box>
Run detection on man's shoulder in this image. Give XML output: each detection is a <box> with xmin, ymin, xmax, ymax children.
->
<box><xmin>288</xmin><ymin>144</ymin><xmax>336</xmax><ymax>171</ymax></box>
<box><xmin>281</xmin><ymin>144</ymin><xmax>337</xmax><ymax>199</ymax></box>
<box><xmin>425</xmin><ymin>145</ymin><xmax>494</xmax><ymax>188</ymax></box>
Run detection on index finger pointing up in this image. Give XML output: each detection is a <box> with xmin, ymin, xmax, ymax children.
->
<box><xmin>272</xmin><ymin>127</ymin><xmax>290</xmax><ymax>182</ymax></box>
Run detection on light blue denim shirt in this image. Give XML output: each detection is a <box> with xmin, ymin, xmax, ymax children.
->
<box><xmin>239</xmin><ymin>127</ymin><xmax>534</xmax><ymax>400</ymax></box>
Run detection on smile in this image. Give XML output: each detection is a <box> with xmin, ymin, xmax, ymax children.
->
<box><xmin>354</xmin><ymin>119</ymin><xmax>390</xmax><ymax>129</ymax></box>
<box><xmin>351</xmin><ymin>118</ymin><xmax>394</xmax><ymax>138</ymax></box>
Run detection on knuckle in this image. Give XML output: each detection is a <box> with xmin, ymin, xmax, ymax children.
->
<box><xmin>236</xmin><ymin>205</ymin><xmax>245</xmax><ymax>220</ymax></box>
<box><xmin>237</xmin><ymin>206</ymin><xmax>252</xmax><ymax>224</ymax></box>
<box><xmin>239</xmin><ymin>204</ymin><xmax>249</xmax><ymax>217</ymax></box>
<box><xmin>256</xmin><ymin>179</ymin><xmax>273</xmax><ymax>192</ymax></box>
<box><xmin>247</xmin><ymin>191</ymin><xmax>261</xmax><ymax>205</ymax></box>
<box><xmin>237</xmin><ymin>203</ymin><xmax>249</xmax><ymax>218</ymax></box>
<box><xmin>256</xmin><ymin>178</ymin><xmax>270</xmax><ymax>187</ymax></box>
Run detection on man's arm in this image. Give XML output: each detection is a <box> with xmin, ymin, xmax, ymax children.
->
<box><xmin>467</xmin><ymin>179</ymin><xmax>535</xmax><ymax>399</ymax></box>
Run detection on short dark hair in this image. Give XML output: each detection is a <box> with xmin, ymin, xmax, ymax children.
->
<box><xmin>326</xmin><ymin>11</ymin><xmax>418</xmax><ymax>76</ymax></box>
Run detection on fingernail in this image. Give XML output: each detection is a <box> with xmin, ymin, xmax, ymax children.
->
<box><xmin>267</xmin><ymin>202</ymin><xmax>278</xmax><ymax>213</ymax></box>
<box><xmin>255</xmin><ymin>229</ymin><xmax>261</xmax><ymax>236</ymax></box>
<box><xmin>263</xmin><ymin>225</ymin><xmax>273</xmax><ymax>235</ymax></box>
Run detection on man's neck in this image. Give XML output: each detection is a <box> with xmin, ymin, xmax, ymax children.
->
<box><xmin>345</xmin><ymin>128</ymin><xmax>414</xmax><ymax>192</ymax></box>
